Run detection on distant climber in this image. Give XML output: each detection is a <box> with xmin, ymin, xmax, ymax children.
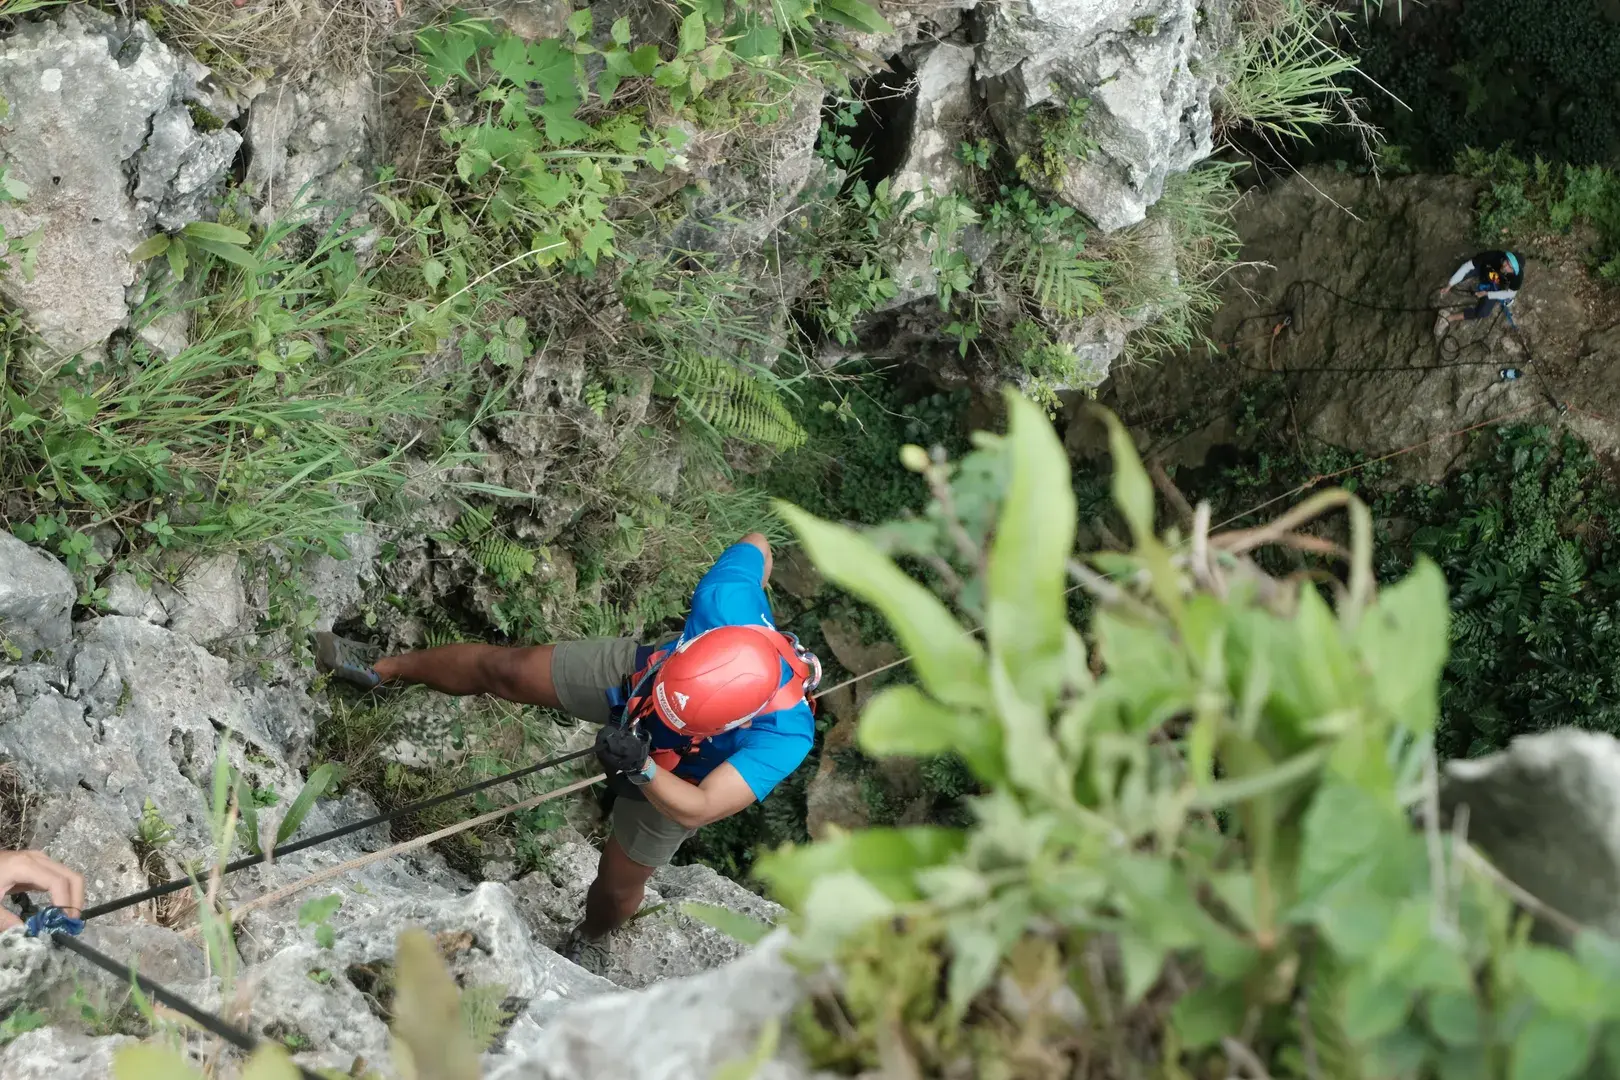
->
<box><xmin>313</xmin><ymin>533</ymin><xmax>817</xmax><ymax>973</ymax></box>
<box><xmin>1440</xmin><ymin>250</ymin><xmax>1523</xmax><ymax>329</ymax></box>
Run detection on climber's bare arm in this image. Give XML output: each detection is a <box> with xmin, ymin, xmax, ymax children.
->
<box><xmin>641</xmin><ymin>763</ymin><xmax>755</xmax><ymax>830</ymax></box>
<box><xmin>739</xmin><ymin>532</ymin><xmax>773</xmax><ymax>585</ymax></box>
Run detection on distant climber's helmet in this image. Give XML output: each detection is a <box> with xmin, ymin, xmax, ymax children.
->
<box><xmin>650</xmin><ymin>626</ymin><xmax>784</xmax><ymax>738</ymax></box>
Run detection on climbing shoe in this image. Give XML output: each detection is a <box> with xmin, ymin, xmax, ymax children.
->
<box><xmin>313</xmin><ymin>631</ymin><xmax>383</xmax><ymax>690</ymax></box>
<box><xmin>558</xmin><ymin>925</ymin><xmax>611</xmax><ymax>975</ymax></box>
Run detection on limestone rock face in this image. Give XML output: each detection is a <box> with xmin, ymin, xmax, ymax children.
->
<box><xmin>1090</xmin><ymin>170</ymin><xmax>1608</xmax><ymax>483</ymax></box>
<box><xmin>979</xmin><ymin>0</ymin><xmax>1231</xmax><ymax>232</ymax></box>
<box><xmin>0</xmin><ymin>542</ymin><xmax>806</xmax><ymax>1078</ymax></box>
<box><xmin>1443</xmin><ymin>730</ymin><xmax>1620</xmax><ymax>943</ymax></box>
<box><xmin>0</xmin><ymin>9</ymin><xmax>238</xmax><ymax>355</ymax></box>
<box><xmin>0</xmin><ymin>532</ymin><xmax>75</xmax><ymax>661</ymax></box>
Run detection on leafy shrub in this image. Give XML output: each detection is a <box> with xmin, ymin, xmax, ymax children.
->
<box><xmin>1458</xmin><ymin>147</ymin><xmax>1620</xmax><ymax>278</ymax></box>
<box><xmin>1339</xmin><ymin>0</ymin><xmax>1620</xmax><ymax>169</ymax></box>
<box><xmin>765</xmin><ymin>391</ymin><xmax>1620</xmax><ymax>1079</ymax></box>
<box><xmin>1</xmin><ymin>209</ymin><xmax>470</xmax><ymax>560</ymax></box>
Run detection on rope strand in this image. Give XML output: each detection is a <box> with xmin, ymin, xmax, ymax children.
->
<box><xmin>49</xmin><ymin>931</ymin><xmax>326</xmax><ymax>1080</ymax></box>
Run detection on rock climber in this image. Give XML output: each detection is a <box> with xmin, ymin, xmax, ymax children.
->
<box><xmin>1441</xmin><ymin>250</ymin><xmax>1523</xmax><ymax>327</ymax></box>
<box><xmin>312</xmin><ymin>532</ymin><xmax>817</xmax><ymax>971</ymax></box>
<box><xmin>0</xmin><ymin>849</ymin><xmax>86</xmax><ymax>932</ymax></box>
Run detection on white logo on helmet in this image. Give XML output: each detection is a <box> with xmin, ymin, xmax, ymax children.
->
<box><xmin>675</xmin><ymin>691</ymin><xmax>690</xmax><ymax>710</ymax></box>
<box><xmin>655</xmin><ymin>683</ymin><xmax>686</xmax><ymax>728</ymax></box>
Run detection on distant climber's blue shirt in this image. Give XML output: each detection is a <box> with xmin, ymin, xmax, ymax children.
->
<box><xmin>645</xmin><ymin>542</ymin><xmax>813</xmax><ymax>801</ymax></box>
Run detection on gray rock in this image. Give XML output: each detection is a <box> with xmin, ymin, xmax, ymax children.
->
<box><xmin>1443</xmin><ymin>730</ymin><xmax>1620</xmax><ymax>943</ymax></box>
<box><xmin>303</xmin><ymin>529</ymin><xmax>381</xmax><ymax>632</ymax></box>
<box><xmin>0</xmin><ymin>1027</ymin><xmax>135</xmax><ymax>1079</ymax></box>
<box><xmin>162</xmin><ymin>554</ymin><xmax>249</xmax><ymax>647</ymax></box>
<box><xmin>0</xmin><ymin>935</ymin><xmax>61</xmax><ymax>1014</ymax></box>
<box><xmin>243</xmin><ymin>73</ymin><xmax>375</xmax><ymax>225</ymax></box>
<box><xmin>489</xmin><ymin>932</ymin><xmax>809</xmax><ymax>1080</ymax></box>
<box><xmin>0</xmin><ymin>534</ymin><xmax>74</xmax><ymax>661</ymax></box>
<box><xmin>101</xmin><ymin>571</ymin><xmax>168</xmax><ymax>626</ymax></box>
<box><xmin>1093</xmin><ymin>170</ymin><xmax>1564</xmax><ymax>483</ymax></box>
<box><xmin>0</xmin><ymin>10</ymin><xmax>233</xmax><ymax>355</ymax></box>
<box><xmin>0</xmin><ymin>690</ymin><xmax>102</xmax><ymax>795</ymax></box>
<box><xmin>892</xmin><ymin>43</ymin><xmax>977</xmax><ymax>203</ymax></box>
<box><xmin>885</xmin><ymin>43</ymin><xmax>978</xmax><ymax>311</ymax></box>
<box><xmin>134</xmin><ymin>106</ymin><xmax>244</xmax><ymax>232</ymax></box>
<box><xmin>509</xmin><ymin>835</ymin><xmax>784</xmax><ymax>990</ymax></box>
<box><xmin>980</xmin><ymin>0</ymin><xmax>1229</xmax><ymax>231</ymax></box>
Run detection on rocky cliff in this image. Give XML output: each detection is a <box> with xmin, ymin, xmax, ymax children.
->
<box><xmin>0</xmin><ymin>532</ymin><xmax>811</xmax><ymax>1077</ymax></box>
<box><xmin>1087</xmin><ymin>169</ymin><xmax>1620</xmax><ymax>481</ymax></box>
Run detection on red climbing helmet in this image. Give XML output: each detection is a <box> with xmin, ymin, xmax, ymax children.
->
<box><xmin>649</xmin><ymin>625</ymin><xmax>819</xmax><ymax>738</ymax></box>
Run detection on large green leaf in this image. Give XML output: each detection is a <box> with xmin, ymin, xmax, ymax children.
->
<box><xmin>858</xmin><ymin>684</ymin><xmax>1003</xmax><ymax>784</ymax></box>
<box><xmin>394</xmin><ymin>928</ymin><xmax>480</xmax><ymax>1080</ymax></box>
<box><xmin>1354</xmin><ymin>559</ymin><xmax>1448</xmax><ymax>734</ymax></box>
<box><xmin>187</xmin><ymin>236</ymin><xmax>262</xmax><ymax>273</ymax></box>
<box><xmin>1097</xmin><ymin>409</ymin><xmax>1154</xmax><ymax>545</ymax></box>
<box><xmin>680</xmin><ymin>901</ymin><xmax>772</xmax><ymax>944</ymax></box>
<box><xmin>275</xmin><ymin>762</ymin><xmax>337</xmax><ymax>846</ymax></box>
<box><xmin>755</xmin><ymin>826</ymin><xmax>964</xmax><ymax>908</ymax></box>
<box><xmin>180</xmin><ymin>220</ymin><xmax>251</xmax><ymax>245</ymax></box>
<box><xmin>986</xmin><ymin>390</ymin><xmax>1075</xmax><ymax>708</ymax></box>
<box><xmin>819</xmin><ymin>0</ymin><xmax>895</xmax><ymax>34</ymax></box>
<box><xmin>114</xmin><ymin>1045</ymin><xmax>206</xmax><ymax>1080</ymax></box>
<box><xmin>126</xmin><ymin>233</ymin><xmax>171</xmax><ymax>262</ymax></box>
<box><xmin>1509</xmin><ymin>1012</ymin><xmax>1592</xmax><ymax>1080</ymax></box>
<box><xmin>1512</xmin><ymin>946</ymin><xmax>1608</xmax><ymax>1023</ymax></box>
<box><xmin>777</xmin><ymin>504</ymin><xmax>990</xmax><ymax>710</ymax></box>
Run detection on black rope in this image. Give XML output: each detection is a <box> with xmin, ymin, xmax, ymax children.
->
<box><xmin>82</xmin><ymin>745</ymin><xmax>596</xmax><ymax>920</ymax></box>
<box><xmin>51</xmin><ymin>931</ymin><xmax>325</xmax><ymax>1080</ymax></box>
<box><xmin>1223</xmin><ymin>278</ymin><xmax>1532</xmax><ymax>378</ymax></box>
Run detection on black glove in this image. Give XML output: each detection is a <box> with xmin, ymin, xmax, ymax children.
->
<box><xmin>594</xmin><ymin>722</ymin><xmax>651</xmax><ymax>775</ymax></box>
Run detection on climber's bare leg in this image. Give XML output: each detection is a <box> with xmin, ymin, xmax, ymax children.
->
<box><xmin>372</xmin><ymin>643</ymin><xmax>562</xmax><ymax>707</ymax></box>
<box><xmin>579</xmin><ymin>835</ymin><xmax>657</xmax><ymax>939</ymax></box>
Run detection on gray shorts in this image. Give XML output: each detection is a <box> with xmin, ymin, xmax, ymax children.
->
<box><xmin>550</xmin><ymin>637</ymin><xmax>696</xmax><ymax>867</ymax></box>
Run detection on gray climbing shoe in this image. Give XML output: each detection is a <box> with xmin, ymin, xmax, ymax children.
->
<box><xmin>313</xmin><ymin>631</ymin><xmax>382</xmax><ymax>689</ymax></box>
<box><xmin>558</xmin><ymin>925</ymin><xmax>611</xmax><ymax>975</ymax></box>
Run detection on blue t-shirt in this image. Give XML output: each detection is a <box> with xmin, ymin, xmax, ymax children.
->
<box><xmin>645</xmin><ymin>543</ymin><xmax>814</xmax><ymax>801</ymax></box>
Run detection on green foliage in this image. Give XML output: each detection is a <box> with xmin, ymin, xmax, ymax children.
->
<box><xmin>0</xmin><ymin>1007</ymin><xmax>46</xmax><ymax>1046</ymax></box>
<box><xmin>1100</xmin><ymin>161</ymin><xmax>1245</xmax><ymax>360</ymax></box>
<box><xmin>459</xmin><ymin>983</ymin><xmax>515</xmax><ymax>1052</ymax></box>
<box><xmin>298</xmin><ymin>892</ymin><xmax>343</xmax><ymax>949</ymax></box>
<box><xmin>1347</xmin><ymin>0</ymin><xmax>1620</xmax><ymax>169</ymax></box>
<box><xmin>1377</xmin><ymin>426</ymin><xmax>1620</xmax><ymax>758</ymax></box>
<box><xmin>0</xmin><ymin>162</ymin><xmax>41</xmax><ymax>280</ymax></box>
<box><xmin>135</xmin><ymin>799</ymin><xmax>175</xmax><ymax>849</ymax></box>
<box><xmin>1458</xmin><ymin>147</ymin><xmax>1620</xmax><ymax>278</ymax></box>
<box><xmin>127</xmin><ymin>219</ymin><xmax>261</xmax><ymax>280</ymax></box>
<box><xmin>1213</xmin><ymin>0</ymin><xmax>1363</xmax><ymax>142</ymax></box>
<box><xmin>1015</xmin><ymin>95</ymin><xmax>1097</xmax><ymax>185</ymax></box>
<box><xmin>766</xmin><ymin>390</ymin><xmax>1620</xmax><ymax>1078</ymax></box>
<box><xmin>2</xmin><ymin>208</ymin><xmax>483</xmax><ymax>563</ymax></box>
<box><xmin>657</xmin><ymin>354</ymin><xmax>807</xmax><ymax>451</ymax></box>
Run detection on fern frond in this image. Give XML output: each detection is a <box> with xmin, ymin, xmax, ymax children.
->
<box><xmin>659</xmin><ymin>354</ymin><xmax>807</xmax><ymax>451</ymax></box>
<box><xmin>424</xmin><ymin>613</ymin><xmax>466</xmax><ymax>648</ymax></box>
<box><xmin>450</xmin><ymin>507</ymin><xmax>495</xmax><ymax>544</ymax></box>
<box><xmin>1542</xmin><ymin>540</ymin><xmax>1585</xmax><ymax>600</ymax></box>
<box><xmin>1016</xmin><ymin>245</ymin><xmax>1104</xmax><ymax>320</ymax></box>
<box><xmin>476</xmin><ymin>535</ymin><xmax>537</xmax><ymax>583</ymax></box>
<box><xmin>459</xmin><ymin>983</ymin><xmax>515</xmax><ymax>1051</ymax></box>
